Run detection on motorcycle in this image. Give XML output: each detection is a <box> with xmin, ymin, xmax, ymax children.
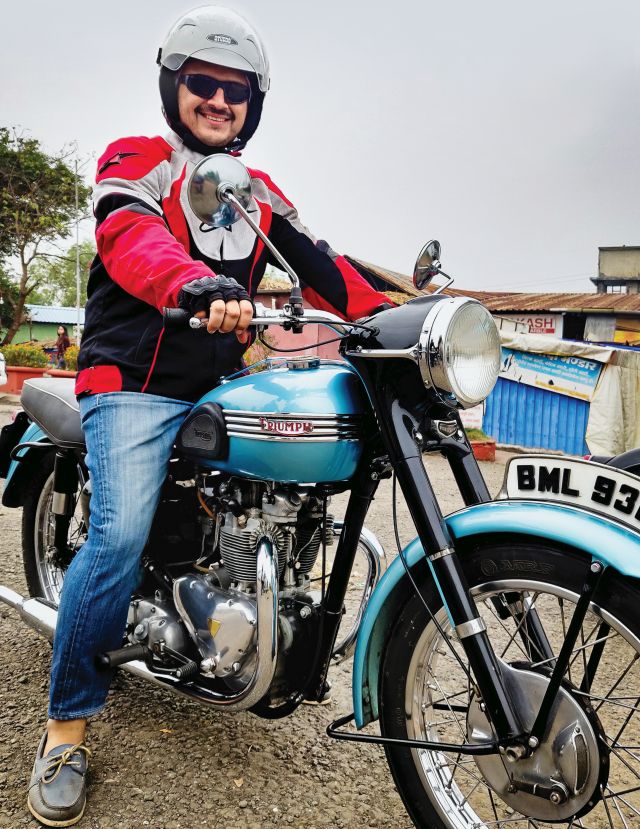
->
<box><xmin>2</xmin><ymin>155</ymin><xmax>640</xmax><ymax>829</ymax></box>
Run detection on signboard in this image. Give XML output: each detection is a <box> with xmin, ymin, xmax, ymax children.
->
<box><xmin>509</xmin><ymin>314</ymin><xmax>563</xmax><ymax>337</ymax></box>
<box><xmin>459</xmin><ymin>404</ymin><xmax>484</xmax><ymax>430</ymax></box>
<box><xmin>614</xmin><ymin>317</ymin><xmax>640</xmax><ymax>347</ymax></box>
<box><xmin>499</xmin><ymin>347</ymin><xmax>603</xmax><ymax>401</ymax></box>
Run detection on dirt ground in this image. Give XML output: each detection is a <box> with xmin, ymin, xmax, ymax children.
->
<box><xmin>0</xmin><ymin>400</ymin><xmax>510</xmax><ymax>829</ymax></box>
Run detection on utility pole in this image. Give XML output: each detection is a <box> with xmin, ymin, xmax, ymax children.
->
<box><xmin>75</xmin><ymin>155</ymin><xmax>81</xmax><ymax>347</ymax></box>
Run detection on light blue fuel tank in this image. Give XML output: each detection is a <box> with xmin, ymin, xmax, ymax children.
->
<box><xmin>191</xmin><ymin>359</ymin><xmax>368</xmax><ymax>483</ymax></box>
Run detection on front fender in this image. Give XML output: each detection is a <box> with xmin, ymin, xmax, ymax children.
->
<box><xmin>2</xmin><ymin>422</ymin><xmax>52</xmax><ymax>508</ymax></box>
<box><xmin>352</xmin><ymin>499</ymin><xmax>640</xmax><ymax>728</ymax></box>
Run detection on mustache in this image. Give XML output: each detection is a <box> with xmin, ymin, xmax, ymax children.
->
<box><xmin>196</xmin><ymin>104</ymin><xmax>233</xmax><ymax>119</ymax></box>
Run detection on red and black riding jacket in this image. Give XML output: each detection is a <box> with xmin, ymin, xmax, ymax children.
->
<box><xmin>77</xmin><ymin>132</ymin><xmax>391</xmax><ymax>403</ymax></box>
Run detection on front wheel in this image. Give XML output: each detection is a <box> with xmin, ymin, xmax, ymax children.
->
<box><xmin>21</xmin><ymin>451</ymin><xmax>87</xmax><ymax>604</ymax></box>
<box><xmin>380</xmin><ymin>538</ymin><xmax>640</xmax><ymax>829</ymax></box>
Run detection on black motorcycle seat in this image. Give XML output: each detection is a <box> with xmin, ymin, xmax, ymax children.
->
<box><xmin>20</xmin><ymin>378</ymin><xmax>85</xmax><ymax>449</ymax></box>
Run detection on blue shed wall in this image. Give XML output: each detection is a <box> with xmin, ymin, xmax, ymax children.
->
<box><xmin>483</xmin><ymin>378</ymin><xmax>590</xmax><ymax>456</ymax></box>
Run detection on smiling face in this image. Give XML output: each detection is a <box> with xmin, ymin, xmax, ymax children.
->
<box><xmin>177</xmin><ymin>59</ymin><xmax>249</xmax><ymax>147</ymax></box>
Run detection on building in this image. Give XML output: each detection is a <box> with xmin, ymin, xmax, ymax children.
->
<box><xmin>9</xmin><ymin>305</ymin><xmax>85</xmax><ymax>345</ymax></box>
<box><xmin>592</xmin><ymin>246</ymin><xmax>640</xmax><ymax>294</ymax></box>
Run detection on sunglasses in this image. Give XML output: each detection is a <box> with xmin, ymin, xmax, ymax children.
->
<box><xmin>180</xmin><ymin>74</ymin><xmax>251</xmax><ymax>105</ymax></box>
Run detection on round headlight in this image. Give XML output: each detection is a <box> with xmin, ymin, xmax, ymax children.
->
<box><xmin>419</xmin><ymin>298</ymin><xmax>501</xmax><ymax>408</ymax></box>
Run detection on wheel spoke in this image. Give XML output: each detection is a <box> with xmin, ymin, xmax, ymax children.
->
<box><xmin>571</xmin><ymin>690</ymin><xmax>640</xmax><ymax>713</ymax></box>
<box><xmin>483</xmin><ymin>598</ymin><xmax>533</xmax><ymax>662</ymax></box>
<box><xmin>432</xmin><ymin>750</ymin><xmax>495</xmax><ymax>796</ymax></box>
<box><xmin>600</xmin><ymin>784</ymin><xmax>618</xmax><ymax>829</ymax></box>
<box><xmin>603</xmin><ymin>739</ymin><xmax>640</xmax><ymax>783</ymax></box>
<box><xmin>428</xmin><ymin>674</ymin><xmax>468</xmax><ymax>742</ymax></box>
<box><xmin>604</xmin><ymin>786</ymin><xmax>640</xmax><ymax>820</ymax></box>
<box><xmin>529</xmin><ymin>631</ymin><xmax>618</xmax><ymax>670</ymax></box>
<box><xmin>498</xmin><ymin>592</ymin><xmax>546</xmax><ymax>661</ymax></box>
<box><xmin>594</xmin><ymin>653</ymin><xmax>640</xmax><ymax>713</ymax></box>
<box><xmin>603</xmin><ymin>783</ymin><xmax>640</xmax><ymax>800</ymax></box>
<box><xmin>610</xmin><ymin>791</ymin><xmax>632</xmax><ymax>829</ymax></box>
<box><xmin>612</xmin><ymin>694</ymin><xmax>640</xmax><ymax>747</ymax></box>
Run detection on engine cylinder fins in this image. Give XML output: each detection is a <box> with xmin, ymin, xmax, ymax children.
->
<box><xmin>292</xmin><ymin>522</ymin><xmax>321</xmax><ymax>574</ymax></box>
<box><xmin>292</xmin><ymin>514</ymin><xmax>334</xmax><ymax>575</ymax></box>
<box><xmin>220</xmin><ymin>521</ymin><xmax>290</xmax><ymax>582</ymax></box>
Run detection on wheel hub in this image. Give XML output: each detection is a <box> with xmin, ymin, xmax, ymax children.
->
<box><xmin>467</xmin><ymin>661</ymin><xmax>606</xmax><ymax>821</ymax></box>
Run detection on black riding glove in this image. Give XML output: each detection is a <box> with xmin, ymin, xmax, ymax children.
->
<box><xmin>177</xmin><ymin>276</ymin><xmax>252</xmax><ymax>315</ymax></box>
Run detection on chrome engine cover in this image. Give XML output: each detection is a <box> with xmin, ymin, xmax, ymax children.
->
<box><xmin>173</xmin><ymin>573</ymin><xmax>257</xmax><ymax>678</ymax></box>
<box><xmin>127</xmin><ymin>594</ymin><xmax>189</xmax><ymax>654</ymax></box>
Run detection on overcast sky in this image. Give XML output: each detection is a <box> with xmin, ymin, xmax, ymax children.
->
<box><xmin>3</xmin><ymin>0</ymin><xmax>640</xmax><ymax>293</ymax></box>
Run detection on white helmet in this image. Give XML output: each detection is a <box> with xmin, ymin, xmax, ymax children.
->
<box><xmin>157</xmin><ymin>6</ymin><xmax>270</xmax><ymax>153</ymax></box>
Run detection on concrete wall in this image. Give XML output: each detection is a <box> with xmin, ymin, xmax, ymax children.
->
<box><xmin>12</xmin><ymin>322</ymin><xmax>59</xmax><ymax>344</ymax></box>
<box><xmin>599</xmin><ymin>248</ymin><xmax>640</xmax><ymax>279</ymax></box>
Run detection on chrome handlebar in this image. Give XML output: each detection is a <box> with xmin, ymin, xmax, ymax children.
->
<box><xmin>163</xmin><ymin>303</ymin><xmax>353</xmax><ymax>336</ymax></box>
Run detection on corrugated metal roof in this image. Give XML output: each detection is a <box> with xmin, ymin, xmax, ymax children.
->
<box><xmin>26</xmin><ymin>305</ymin><xmax>86</xmax><ymax>324</ymax></box>
<box><xmin>346</xmin><ymin>256</ymin><xmax>422</xmax><ymax>297</ymax></box>
<box><xmin>347</xmin><ymin>256</ymin><xmax>640</xmax><ymax>315</ymax></box>
<box><xmin>449</xmin><ymin>290</ymin><xmax>640</xmax><ymax>314</ymax></box>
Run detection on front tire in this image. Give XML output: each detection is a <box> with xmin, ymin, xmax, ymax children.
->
<box><xmin>22</xmin><ymin>452</ymin><xmax>87</xmax><ymax>604</ymax></box>
<box><xmin>380</xmin><ymin>538</ymin><xmax>640</xmax><ymax>829</ymax></box>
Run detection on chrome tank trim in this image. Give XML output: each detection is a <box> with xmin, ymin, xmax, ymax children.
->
<box><xmin>223</xmin><ymin>410</ymin><xmax>361</xmax><ymax>442</ymax></box>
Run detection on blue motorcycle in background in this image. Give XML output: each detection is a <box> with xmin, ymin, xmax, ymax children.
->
<box><xmin>2</xmin><ymin>155</ymin><xmax>640</xmax><ymax>829</ymax></box>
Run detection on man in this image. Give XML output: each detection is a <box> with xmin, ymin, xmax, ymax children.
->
<box><xmin>27</xmin><ymin>7</ymin><xmax>392</xmax><ymax>826</ymax></box>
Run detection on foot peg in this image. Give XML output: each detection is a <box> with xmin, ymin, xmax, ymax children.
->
<box><xmin>96</xmin><ymin>643</ymin><xmax>150</xmax><ymax>670</ymax></box>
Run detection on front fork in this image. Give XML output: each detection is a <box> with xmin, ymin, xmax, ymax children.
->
<box><xmin>390</xmin><ymin>399</ymin><xmax>526</xmax><ymax>743</ymax></box>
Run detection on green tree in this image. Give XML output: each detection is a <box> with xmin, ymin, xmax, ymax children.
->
<box><xmin>0</xmin><ymin>265</ymin><xmax>20</xmax><ymax>334</ymax></box>
<box><xmin>30</xmin><ymin>240</ymin><xmax>95</xmax><ymax>307</ymax></box>
<box><xmin>0</xmin><ymin>128</ymin><xmax>91</xmax><ymax>345</ymax></box>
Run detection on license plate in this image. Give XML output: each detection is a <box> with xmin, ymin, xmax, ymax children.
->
<box><xmin>499</xmin><ymin>455</ymin><xmax>640</xmax><ymax>534</ymax></box>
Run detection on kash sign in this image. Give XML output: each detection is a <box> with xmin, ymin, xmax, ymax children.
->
<box><xmin>511</xmin><ymin>314</ymin><xmax>563</xmax><ymax>336</ymax></box>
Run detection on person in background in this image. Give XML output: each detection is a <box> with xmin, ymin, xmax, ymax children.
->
<box><xmin>55</xmin><ymin>326</ymin><xmax>71</xmax><ymax>369</ymax></box>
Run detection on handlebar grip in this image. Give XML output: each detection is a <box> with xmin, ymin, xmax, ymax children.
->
<box><xmin>163</xmin><ymin>307</ymin><xmax>191</xmax><ymax>328</ymax></box>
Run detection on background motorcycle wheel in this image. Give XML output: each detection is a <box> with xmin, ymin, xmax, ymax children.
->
<box><xmin>21</xmin><ymin>451</ymin><xmax>87</xmax><ymax>604</ymax></box>
<box><xmin>380</xmin><ymin>537</ymin><xmax>640</xmax><ymax>829</ymax></box>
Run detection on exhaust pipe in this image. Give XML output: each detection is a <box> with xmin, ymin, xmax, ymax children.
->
<box><xmin>0</xmin><ymin>536</ymin><xmax>279</xmax><ymax>711</ymax></box>
<box><xmin>0</xmin><ymin>585</ymin><xmax>58</xmax><ymax>641</ymax></box>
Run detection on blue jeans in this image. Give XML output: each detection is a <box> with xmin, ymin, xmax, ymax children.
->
<box><xmin>48</xmin><ymin>391</ymin><xmax>192</xmax><ymax>720</ymax></box>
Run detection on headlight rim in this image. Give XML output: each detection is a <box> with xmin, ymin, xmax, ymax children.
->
<box><xmin>418</xmin><ymin>297</ymin><xmax>500</xmax><ymax>409</ymax></box>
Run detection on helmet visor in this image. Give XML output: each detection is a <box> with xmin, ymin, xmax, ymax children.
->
<box><xmin>162</xmin><ymin>46</ymin><xmax>260</xmax><ymax>85</ymax></box>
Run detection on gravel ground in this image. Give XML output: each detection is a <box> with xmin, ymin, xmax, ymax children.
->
<box><xmin>0</xmin><ymin>402</ymin><xmax>509</xmax><ymax>829</ymax></box>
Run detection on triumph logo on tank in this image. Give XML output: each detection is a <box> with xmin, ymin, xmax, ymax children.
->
<box><xmin>259</xmin><ymin>417</ymin><xmax>314</xmax><ymax>435</ymax></box>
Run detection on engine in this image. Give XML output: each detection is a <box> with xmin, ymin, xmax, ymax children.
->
<box><xmin>127</xmin><ymin>473</ymin><xmax>334</xmax><ymax>696</ymax></box>
<box><xmin>214</xmin><ymin>479</ymin><xmax>333</xmax><ymax>587</ymax></box>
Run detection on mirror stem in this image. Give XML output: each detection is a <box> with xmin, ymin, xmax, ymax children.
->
<box><xmin>433</xmin><ymin>268</ymin><xmax>455</xmax><ymax>295</ymax></box>
<box><xmin>222</xmin><ymin>190</ymin><xmax>302</xmax><ymax>295</ymax></box>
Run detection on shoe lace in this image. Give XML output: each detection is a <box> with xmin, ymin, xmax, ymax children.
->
<box><xmin>42</xmin><ymin>744</ymin><xmax>92</xmax><ymax>784</ymax></box>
